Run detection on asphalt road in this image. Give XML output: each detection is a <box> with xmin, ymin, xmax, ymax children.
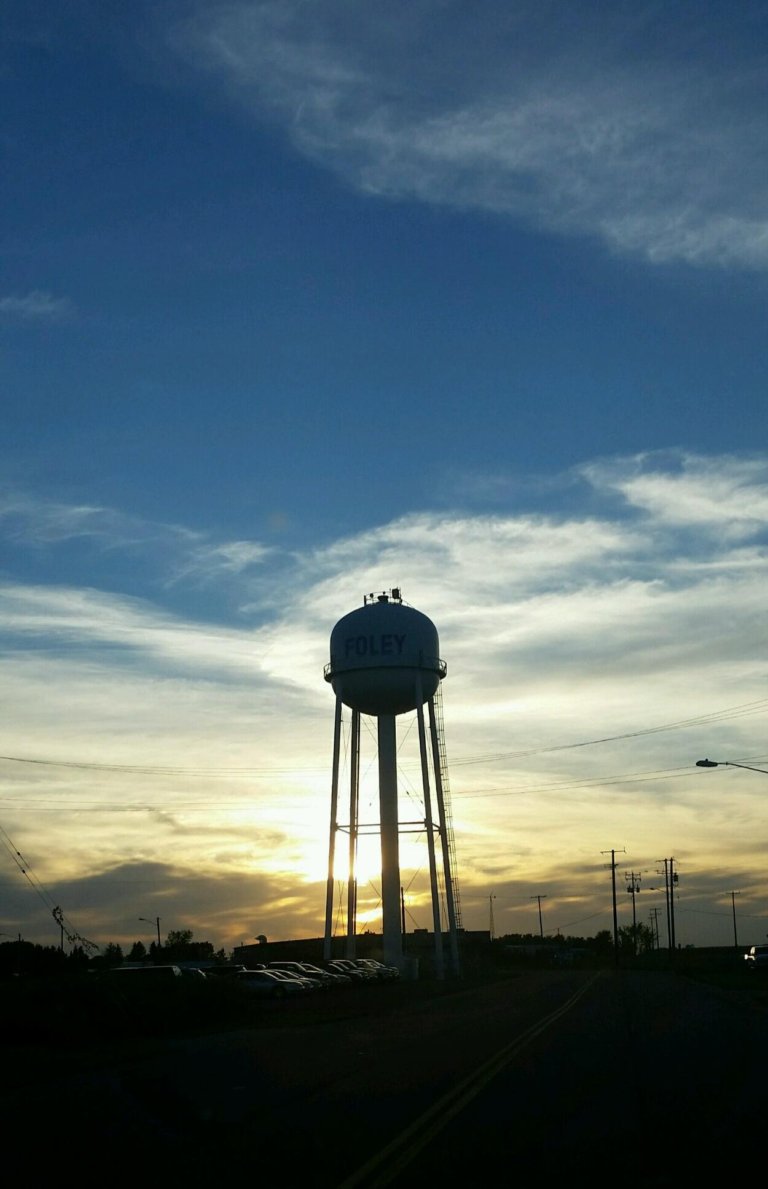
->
<box><xmin>7</xmin><ymin>968</ymin><xmax>767</xmax><ymax>1184</ymax></box>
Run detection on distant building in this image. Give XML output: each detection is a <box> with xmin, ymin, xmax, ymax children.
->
<box><xmin>233</xmin><ymin>929</ymin><xmax>491</xmax><ymax>979</ymax></box>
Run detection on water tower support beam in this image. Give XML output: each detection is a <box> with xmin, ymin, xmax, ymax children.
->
<box><xmin>428</xmin><ymin>696</ymin><xmax>461</xmax><ymax>977</ymax></box>
<box><xmin>345</xmin><ymin>709</ymin><xmax>360</xmax><ymax>958</ymax></box>
<box><xmin>416</xmin><ymin>683</ymin><xmax>445</xmax><ymax>979</ymax></box>
<box><xmin>378</xmin><ymin>713</ymin><xmax>403</xmax><ymax>968</ymax></box>
<box><xmin>323</xmin><ymin>695</ymin><xmax>344</xmax><ymax>960</ymax></box>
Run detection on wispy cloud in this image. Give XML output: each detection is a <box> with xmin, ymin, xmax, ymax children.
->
<box><xmin>0</xmin><ymin>291</ymin><xmax>75</xmax><ymax>321</ymax></box>
<box><xmin>0</xmin><ymin>492</ymin><xmax>155</xmax><ymax>547</ymax></box>
<box><xmin>174</xmin><ymin>2</ymin><xmax>768</xmax><ymax>269</ymax></box>
<box><xmin>581</xmin><ymin>454</ymin><xmax>768</xmax><ymax>539</ymax></box>
<box><xmin>165</xmin><ymin>540</ymin><xmax>274</xmax><ymax>587</ymax></box>
<box><xmin>0</xmin><ymin>490</ymin><xmax>277</xmax><ymax>599</ymax></box>
<box><xmin>1</xmin><ymin>450</ymin><xmax>766</xmax><ymax>948</ymax></box>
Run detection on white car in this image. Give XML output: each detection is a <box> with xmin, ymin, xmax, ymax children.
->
<box><xmin>268</xmin><ymin>961</ymin><xmax>332</xmax><ymax>990</ymax></box>
<box><xmin>744</xmin><ymin>944</ymin><xmax>768</xmax><ymax>971</ymax></box>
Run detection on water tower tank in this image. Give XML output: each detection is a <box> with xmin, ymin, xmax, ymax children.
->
<box><xmin>325</xmin><ymin>590</ymin><xmax>445</xmax><ymax>717</ymax></box>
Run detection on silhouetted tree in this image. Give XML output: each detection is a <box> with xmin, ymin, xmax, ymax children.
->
<box><xmin>67</xmin><ymin>945</ymin><xmax>90</xmax><ymax>971</ymax></box>
<box><xmin>163</xmin><ymin>930</ymin><xmax>214</xmax><ymax>963</ymax></box>
<box><xmin>0</xmin><ymin>940</ymin><xmax>67</xmax><ymax>976</ymax></box>
<box><xmin>592</xmin><ymin>930</ymin><xmax>614</xmax><ymax>955</ymax></box>
<box><xmin>127</xmin><ymin>940</ymin><xmax>147</xmax><ymax>962</ymax></box>
<box><xmin>618</xmin><ymin>923</ymin><xmax>655</xmax><ymax>955</ymax></box>
<box><xmin>166</xmin><ymin>929</ymin><xmax>193</xmax><ymax>949</ymax></box>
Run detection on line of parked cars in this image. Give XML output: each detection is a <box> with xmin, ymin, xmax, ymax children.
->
<box><xmin>204</xmin><ymin>957</ymin><xmax>400</xmax><ymax>1000</ymax></box>
<box><xmin>109</xmin><ymin>957</ymin><xmax>402</xmax><ymax>1001</ymax></box>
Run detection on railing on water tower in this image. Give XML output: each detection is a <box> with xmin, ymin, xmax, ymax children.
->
<box><xmin>432</xmin><ymin>681</ymin><xmax>463</xmax><ymax>930</ymax></box>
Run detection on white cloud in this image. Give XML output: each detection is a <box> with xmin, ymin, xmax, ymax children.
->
<box><xmin>0</xmin><ymin>582</ymin><xmax>288</xmax><ymax>689</ymax></box>
<box><xmin>581</xmin><ymin>454</ymin><xmax>768</xmax><ymax>538</ymax></box>
<box><xmin>0</xmin><ymin>291</ymin><xmax>75</xmax><ymax>321</ymax></box>
<box><xmin>174</xmin><ymin>2</ymin><xmax>768</xmax><ymax>269</ymax></box>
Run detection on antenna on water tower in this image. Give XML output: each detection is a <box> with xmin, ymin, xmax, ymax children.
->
<box><xmin>323</xmin><ymin>589</ymin><xmax>460</xmax><ymax>979</ymax></box>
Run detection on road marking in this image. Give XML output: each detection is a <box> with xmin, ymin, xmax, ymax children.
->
<box><xmin>338</xmin><ymin>971</ymin><xmax>603</xmax><ymax>1188</ymax></box>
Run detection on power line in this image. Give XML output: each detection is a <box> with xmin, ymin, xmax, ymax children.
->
<box><xmin>675</xmin><ymin>905</ymin><xmax>768</xmax><ymax>921</ymax></box>
<box><xmin>0</xmin><ymin>695</ymin><xmax>765</xmax><ymax>778</ymax></box>
<box><xmin>0</xmin><ymin>824</ymin><xmax>58</xmax><ymax>913</ymax></box>
<box><xmin>0</xmin><ymin>755</ymin><xmax>325</xmax><ymax>775</ymax></box>
<box><xmin>447</xmin><ymin>697</ymin><xmax>768</xmax><ymax>767</ymax></box>
<box><xmin>552</xmin><ymin>910</ymin><xmax>606</xmax><ymax>931</ymax></box>
<box><xmin>1</xmin><ymin>757</ymin><xmax>767</xmax><ymax>814</ymax></box>
<box><xmin>0</xmin><ymin>823</ymin><xmax>98</xmax><ymax>952</ymax></box>
<box><xmin>453</xmin><ymin>764</ymin><xmax>696</xmax><ymax>799</ymax></box>
<box><xmin>452</xmin><ymin>757</ymin><xmax>768</xmax><ymax>800</ymax></box>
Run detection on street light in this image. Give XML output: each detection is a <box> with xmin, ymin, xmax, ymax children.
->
<box><xmin>696</xmin><ymin>758</ymin><xmax>768</xmax><ymax>775</ymax></box>
<box><xmin>139</xmin><ymin>916</ymin><xmax>161</xmax><ymax>948</ymax></box>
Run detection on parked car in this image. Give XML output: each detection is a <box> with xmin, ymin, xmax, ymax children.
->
<box><xmin>236</xmin><ymin>969</ymin><xmax>304</xmax><ymax>998</ymax></box>
<box><xmin>268</xmin><ymin>961</ymin><xmax>335</xmax><ymax>990</ymax></box>
<box><xmin>297</xmin><ymin>961</ymin><xmax>351</xmax><ymax>987</ymax></box>
<box><xmin>318</xmin><ymin>959</ymin><xmax>363</xmax><ymax>983</ymax></box>
<box><xmin>325</xmin><ymin>958</ymin><xmax>376</xmax><ymax>982</ymax></box>
<box><xmin>744</xmin><ymin>944</ymin><xmax>768</xmax><ymax>971</ymax></box>
<box><xmin>267</xmin><ymin>960</ymin><xmax>330</xmax><ymax>989</ymax></box>
<box><xmin>262</xmin><ymin>967</ymin><xmax>318</xmax><ymax>992</ymax></box>
<box><xmin>314</xmin><ymin>961</ymin><xmax>353</xmax><ymax>985</ymax></box>
<box><xmin>111</xmin><ymin>964</ymin><xmax>182</xmax><ymax>979</ymax></box>
<box><xmin>201</xmin><ymin>964</ymin><xmax>249</xmax><ymax>979</ymax></box>
<box><xmin>353</xmin><ymin>958</ymin><xmax>400</xmax><ymax>981</ymax></box>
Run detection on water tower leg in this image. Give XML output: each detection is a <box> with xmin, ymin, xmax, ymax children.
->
<box><xmin>323</xmin><ymin>695</ymin><xmax>343</xmax><ymax>961</ymax></box>
<box><xmin>378</xmin><ymin>713</ymin><xmax>403</xmax><ymax>969</ymax></box>
<box><xmin>345</xmin><ymin>709</ymin><xmax>360</xmax><ymax>958</ymax></box>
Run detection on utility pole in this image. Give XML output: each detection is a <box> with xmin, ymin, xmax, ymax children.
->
<box><xmin>602</xmin><ymin>848</ymin><xmax>625</xmax><ymax>965</ymax></box>
<box><xmin>656</xmin><ymin>859</ymin><xmax>678</xmax><ymax>955</ymax></box>
<box><xmin>625</xmin><ymin>871</ymin><xmax>642</xmax><ymax>955</ymax></box>
<box><xmin>139</xmin><ymin>916</ymin><xmax>161</xmax><ymax>949</ymax></box>
<box><xmin>530</xmin><ymin>894</ymin><xmax>547</xmax><ymax>939</ymax></box>
<box><xmin>729</xmin><ymin>890</ymin><xmax>741</xmax><ymax>948</ymax></box>
<box><xmin>663</xmin><ymin>861</ymin><xmax>670</xmax><ymax>951</ymax></box>
<box><xmin>649</xmin><ymin>907</ymin><xmax>661</xmax><ymax>950</ymax></box>
<box><xmin>489</xmin><ymin>894</ymin><xmax>497</xmax><ymax>941</ymax></box>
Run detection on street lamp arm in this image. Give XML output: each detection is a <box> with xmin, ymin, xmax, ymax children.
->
<box><xmin>696</xmin><ymin>759</ymin><xmax>768</xmax><ymax>775</ymax></box>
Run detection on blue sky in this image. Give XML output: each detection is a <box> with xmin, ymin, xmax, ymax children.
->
<box><xmin>1</xmin><ymin>2</ymin><xmax>767</xmax><ymax>954</ymax></box>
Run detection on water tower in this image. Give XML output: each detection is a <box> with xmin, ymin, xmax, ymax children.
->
<box><xmin>323</xmin><ymin>589</ymin><xmax>461</xmax><ymax>977</ymax></box>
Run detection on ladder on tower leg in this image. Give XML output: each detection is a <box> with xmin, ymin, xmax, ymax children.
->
<box><xmin>433</xmin><ymin>682</ymin><xmax>463</xmax><ymax>930</ymax></box>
